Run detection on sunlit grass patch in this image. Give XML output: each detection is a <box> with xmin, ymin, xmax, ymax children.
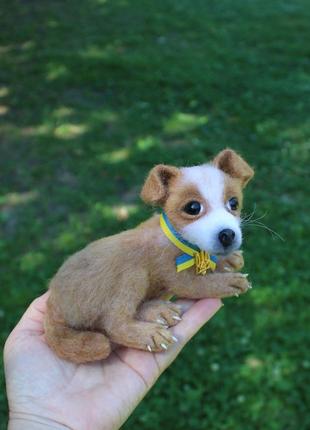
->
<box><xmin>52</xmin><ymin>106</ymin><xmax>75</xmax><ymax>119</ymax></box>
<box><xmin>0</xmin><ymin>191</ymin><xmax>38</xmax><ymax>208</ymax></box>
<box><xmin>0</xmin><ymin>105</ymin><xmax>9</xmax><ymax>115</ymax></box>
<box><xmin>46</xmin><ymin>63</ymin><xmax>68</xmax><ymax>81</ymax></box>
<box><xmin>136</xmin><ymin>136</ymin><xmax>160</xmax><ymax>150</ymax></box>
<box><xmin>163</xmin><ymin>112</ymin><xmax>208</xmax><ymax>135</ymax></box>
<box><xmin>54</xmin><ymin>123</ymin><xmax>88</xmax><ymax>139</ymax></box>
<box><xmin>0</xmin><ymin>87</ymin><xmax>9</xmax><ymax>98</ymax></box>
<box><xmin>98</xmin><ymin>147</ymin><xmax>130</xmax><ymax>163</ymax></box>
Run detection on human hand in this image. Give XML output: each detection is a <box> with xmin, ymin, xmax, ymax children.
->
<box><xmin>4</xmin><ymin>293</ymin><xmax>222</xmax><ymax>430</ymax></box>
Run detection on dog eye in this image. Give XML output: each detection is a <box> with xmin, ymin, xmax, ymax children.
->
<box><xmin>183</xmin><ymin>201</ymin><xmax>202</xmax><ymax>215</ymax></box>
<box><xmin>226</xmin><ymin>197</ymin><xmax>239</xmax><ymax>211</ymax></box>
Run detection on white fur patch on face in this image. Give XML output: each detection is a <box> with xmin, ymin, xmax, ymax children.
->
<box><xmin>181</xmin><ymin>165</ymin><xmax>225</xmax><ymax>209</ymax></box>
<box><xmin>180</xmin><ymin>164</ymin><xmax>242</xmax><ymax>254</ymax></box>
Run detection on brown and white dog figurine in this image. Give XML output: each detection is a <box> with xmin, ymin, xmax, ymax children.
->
<box><xmin>44</xmin><ymin>149</ymin><xmax>254</xmax><ymax>363</ymax></box>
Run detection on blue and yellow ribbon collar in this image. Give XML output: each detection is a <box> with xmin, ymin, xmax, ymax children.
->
<box><xmin>160</xmin><ymin>212</ymin><xmax>217</xmax><ymax>275</ymax></box>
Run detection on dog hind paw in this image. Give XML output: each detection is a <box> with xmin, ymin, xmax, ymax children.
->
<box><xmin>137</xmin><ymin>299</ymin><xmax>183</xmax><ymax>327</ymax></box>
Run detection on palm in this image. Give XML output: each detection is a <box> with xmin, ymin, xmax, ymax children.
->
<box><xmin>4</xmin><ymin>293</ymin><xmax>221</xmax><ymax>430</ymax></box>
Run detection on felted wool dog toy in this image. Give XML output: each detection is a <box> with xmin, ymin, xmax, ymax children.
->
<box><xmin>44</xmin><ymin>148</ymin><xmax>254</xmax><ymax>363</ymax></box>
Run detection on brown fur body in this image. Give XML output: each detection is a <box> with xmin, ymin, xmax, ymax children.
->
<box><xmin>45</xmin><ymin>149</ymin><xmax>254</xmax><ymax>363</ymax></box>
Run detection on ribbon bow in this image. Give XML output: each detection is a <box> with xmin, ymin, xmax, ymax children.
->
<box><xmin>160</xmin><ymin>212</ymin><xmax>217</xmax><ymax>275</ymax></box>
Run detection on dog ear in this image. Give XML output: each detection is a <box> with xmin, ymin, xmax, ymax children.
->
<box><xmin>213</xmin><ymin>148</ymin><xmax>254</xmax><ymax>187</ymax></box>
<box><xmin>140</xmin><ymin>164</ymin><xmax>180</xmax><ymax>206</ymax></box>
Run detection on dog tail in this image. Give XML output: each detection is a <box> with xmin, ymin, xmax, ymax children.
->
<box><xmin>44</xmin><ymin>299</ymin><xmax>111</xmax><ymax>363</ymax></box>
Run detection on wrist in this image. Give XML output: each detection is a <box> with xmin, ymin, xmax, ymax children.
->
<box><xmin>8</xmin><ymin>412</ymin><xmax>71</xmax><ymax>430</ymax></box>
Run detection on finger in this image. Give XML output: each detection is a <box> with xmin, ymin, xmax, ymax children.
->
<box><xmin>155</xmin><ymin>298</ymin><xmax>222</xmax><ymax>369</ymax></box>
<box><xmin>10</xmin><ymin>292</ymin><xmax>50</xmax><ymax>336</ymax></box>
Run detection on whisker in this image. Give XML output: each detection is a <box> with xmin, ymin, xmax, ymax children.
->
<box><xmin>244</xmin><ymin>220</ymin><xmax>285</xmax><ymax>242</ymax></box>
<box><xmin>245</xmin><ymin>212</ymin><xmax>268</xmax><ymax>224</ymax></box>
<box><xmin>252</xmin><ymin>221</ymin><xmax>285</xmax><ymax>242</ymax></box>
<box><xmin>241</xmin><ymin>204</ymin><xmax>257</xmax><ymax>223</ymax></box>
<box><xmin>242</xmin><ymin>205</ymin><xmax>284</xmax><ymax>242</ymax></box>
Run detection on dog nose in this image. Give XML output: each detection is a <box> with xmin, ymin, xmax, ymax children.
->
<box><xmin>218</xmin><ymin>229</ymin><xmax>235</xmax><ymax>248</ymax></box>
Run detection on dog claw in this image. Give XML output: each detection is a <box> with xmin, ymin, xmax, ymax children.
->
<box><xmin>160</xmin><ymin>343</ymin><xmax>168</xmax><ymax>350</ymax></box>
<box><xmin>156</xmin><ymin>318</ymin><xmax>166</xmax><ymax>325</ymax></box>
<box><xmin>235</xmin><ymin>293</ymin><xmax>239</xmax><ymax>297</ymax></box>
<box><xmin>248</xmin><ymin>283</ymin><xmax>253</xmax><ymax>289</ymax></box>
<box><xmin>224</xmin><ymin>266</ymin><xmax>231</xmax><ymax>272</ymax></box>
<box><xmin>172</xmin><ymin>315</ymin><xmax>182</xmax><ymax>321</ymax></box>
<box><xmin>241</xmin><ymin>273</ymin><xmax>249</xmax><ymax>278</ymax></box>
<box><xmin>147</xmin><ymin>345</ymin><xmax>152</xmax><ymax>352</ymax></box>
<box><xmin>172</xmin><ymin>335</ymin><xmax>178</xmax><ymax>343</ymax></box>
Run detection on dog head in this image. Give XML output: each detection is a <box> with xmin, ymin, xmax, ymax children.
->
<box><xmin>141</xmin><ymin>148</ymin><xmax>254</xmax><ymax>255</ymax></box>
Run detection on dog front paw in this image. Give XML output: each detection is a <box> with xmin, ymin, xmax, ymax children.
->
<box><xmin>224</xmin><ymin>272</ymin><xmax>250</xmax><ymax>297</ymax></box>
<box><xmin>217</xmin><ymin>250</ymin><xmax>244</xmax><ymax>272</ymax></box>
<box><xmin>206</xmin><ymin>272</ymin><xmax>251</xmax><ymax>299</ymax></box>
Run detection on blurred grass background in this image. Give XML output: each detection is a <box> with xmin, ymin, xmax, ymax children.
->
<box><xmin>0</xmin><ymin>0</ymin><xmax>309</xmax><ymax>429</ymax></box>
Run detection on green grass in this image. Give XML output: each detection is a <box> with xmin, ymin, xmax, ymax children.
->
<box><xmin>1</xmin><ymin>0</ymin><xmax>310</xmax><ymax>428</ymax></box>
